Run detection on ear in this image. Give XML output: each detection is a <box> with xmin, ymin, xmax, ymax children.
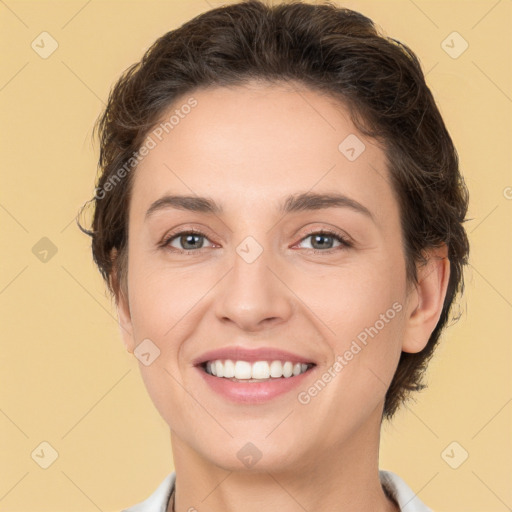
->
<box><xmin>110</xmin><ymin>249</ymin><xmax>135</xmax><ymax>354</ymax></box>
<box><xmin>116</xmin><ymin>286</ymin><xmax>136</xmax><ymax>354</ymax></box>
<box><xmin>401</xmin><ymin>243</ymin><xmax>451</xmax><ymax>353</ymax></box>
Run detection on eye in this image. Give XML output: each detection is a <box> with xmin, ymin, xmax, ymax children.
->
<box><xmin>159</xmin><ymin>228</ymin><xmax>352</xmax><ymax>255</ymax></box>
<box><xmin>296</xmin><ymin>229</ymin><xmax>352</xmax><ymax>252</ymax></box>
<box><xmin>160</xmin><ymin>229</ymin><xmax>215</xmax><ymax>253</ymax></box>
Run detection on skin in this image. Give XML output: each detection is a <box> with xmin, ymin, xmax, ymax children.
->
<box><xmin>114</xmin><ymin>80</ymin><xmax>450</xmax><ymax>512</ymax></box>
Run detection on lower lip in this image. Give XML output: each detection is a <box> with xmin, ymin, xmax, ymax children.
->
<box><xmin>195</xmin><ymin>365</ymin><xmax>315</xmax><ymax>404</ymax></box>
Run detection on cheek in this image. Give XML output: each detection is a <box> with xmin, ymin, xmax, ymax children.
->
<box><xmin>127</xmin><ymin>248</ymin><xmax>202</xmax><ymax>336</ymax></box>
<box><xmin>125</xmin><ymin>261</ymin><xmax>207</xmax><ymax>429</ymax></box>
<box><xmin>303</xmin><ymin>260</ymin><xmax>405</xmax><ymax>400</ymax></box>
<box><xmin>299</xmin><ymin>256</ymin><xmax>405</xmax><ymax>341</ymax></box>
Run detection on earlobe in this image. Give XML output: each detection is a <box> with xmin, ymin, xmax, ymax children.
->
<box><xmin>401</xmin><ymin>244</ymin><xmax>451</xmax><ymax>354</ymax></box>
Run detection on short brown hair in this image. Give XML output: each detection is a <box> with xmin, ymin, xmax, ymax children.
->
<box><xmin>78</xmin><ymin>0</ymin><xmax>470</xmax><ymax>420</ymax></box>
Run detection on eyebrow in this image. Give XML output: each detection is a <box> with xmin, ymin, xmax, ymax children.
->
<box><xmin>145</xmin><ymin>192</ymin><xmax>375</xmax><ymax>221</ymax></box>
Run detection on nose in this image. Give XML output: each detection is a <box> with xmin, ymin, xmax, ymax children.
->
<box><xmin>213</xmin><ymin>241</ymin><xmax>294</xmax><ymax>333</ymax></box>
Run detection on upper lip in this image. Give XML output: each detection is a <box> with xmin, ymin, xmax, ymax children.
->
<box><xmin>193</xmin><ymin>346</ymin><xmax>317</xmax><ymax>366</ymax></box>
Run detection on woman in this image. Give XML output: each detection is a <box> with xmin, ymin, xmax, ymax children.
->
<box><xmin>79</xmin><ymin>1</ymin><xmax>470</xmax><ymax>511</ymax></box>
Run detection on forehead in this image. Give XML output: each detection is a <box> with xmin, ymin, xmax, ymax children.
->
<box><xmin>130</xmin><ymin>81</ymin><xmax>397</xmax><ymax>225</ymax></box>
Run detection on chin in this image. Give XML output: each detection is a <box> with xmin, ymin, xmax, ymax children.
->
<box><xmin>196</xmin><ymin>436</ymin><xmax>308</xmax><ymax>474</ymax></box>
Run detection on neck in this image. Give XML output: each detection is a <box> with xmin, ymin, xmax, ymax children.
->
<box><xmin>168</xmin><ymin>410</ymin><xmax>399</xmax><ymax>512</ymax></box>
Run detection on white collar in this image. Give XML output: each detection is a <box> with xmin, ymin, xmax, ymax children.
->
<box><xmin>122</xmin><ymin>470</ymin><xmax>432</xmax><ymax>512</ymax></box>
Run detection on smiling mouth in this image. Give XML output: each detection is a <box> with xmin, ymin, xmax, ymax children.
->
<box><xmin>200</xmin><ymin>359</ymin><xmax>316</xmax><ymax>382</ymax></box>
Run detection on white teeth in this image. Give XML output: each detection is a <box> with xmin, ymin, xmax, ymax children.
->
<box><xmin>251</xmin><ymin>361</ymin><xmax>270</xmax><ymax>379</ymax></box>
<box><xmin>215</xmin><ymin>360</ymin><xmax>224</xmax><ymax>378</ymax></box>
<box><xmin>204</xmin><ymin>359</ymin><xmax>312</xmax><ymax>379</ymax></box>
<box><xmin>282</xmin><ymin>361</ymin><xmax>293</xmax><ymax>378</ymax></box>
<box><xmin>234</xmin><ymin>361</ymin><xmax>252</xmax><ymax>379</ymax></box>
<box><xmin>270</xmin><ymin>360</ymin><xmax>283</xmax><ymax>377</ymax></box>
<box><xmin>223</xmin><ymin>359</ymin><xmax>235</xmax><ymax>378</ymax></box>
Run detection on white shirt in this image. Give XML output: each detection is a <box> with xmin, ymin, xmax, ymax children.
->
<box><xmin>122</xmin><ymin>470</ymin><xmax>432</xmax><ymax>512</ymax></box>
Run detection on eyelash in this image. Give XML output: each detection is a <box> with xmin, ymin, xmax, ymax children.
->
<box><xmin>159</xmin><ymin>227</ymin><xmax>352</xmax><ymax>255</ymax></box>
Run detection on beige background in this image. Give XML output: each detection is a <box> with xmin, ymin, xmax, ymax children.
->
<box><xmin>1</xmin><ymin>1</ymin><xmax>511</xmax><ymax>511</ymax></box>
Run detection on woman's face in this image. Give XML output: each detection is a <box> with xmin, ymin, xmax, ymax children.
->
<box><xmin>118</xmin><ymin>81</ymin><xmax>415</xmax><ymax>471</ymax></box>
